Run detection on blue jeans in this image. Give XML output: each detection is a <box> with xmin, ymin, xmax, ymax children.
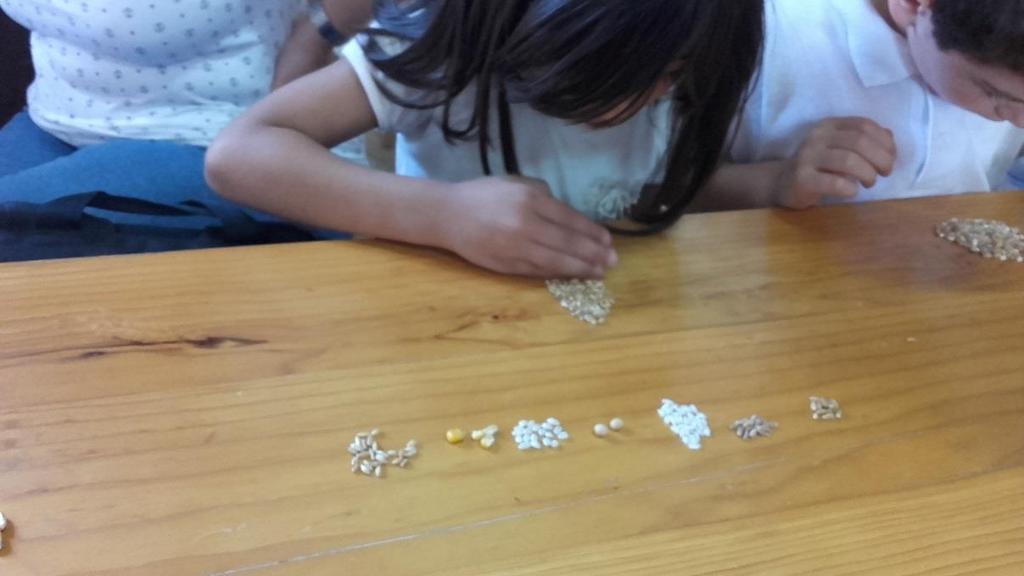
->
<box><xmin>0</xmin><ymin>112</ymin><xmax>342</xmax><ymax>236</ymax></box>
<box><xmin>1007</xmin><ymin>158</ymin><xmax>1024</xmax><ymax>190</ymax></box>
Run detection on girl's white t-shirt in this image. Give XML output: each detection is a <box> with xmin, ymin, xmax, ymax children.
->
<box><xmin>342</xmin><ymin>39</ymin><xmax>674</xmax><ymax>222</ymax></box>
<box><xmin>1</xmin><ymin>0</ymin><xmax>304</xmax><ymax>147</ymax></box>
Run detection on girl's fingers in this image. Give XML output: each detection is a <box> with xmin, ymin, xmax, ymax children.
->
<box><xmin>528</xmin><ymin>217</ymin><xmax>617</xmax><ymax>270</ymax></box>
<box><xmin>521</xmin><ymin>243</ymin><xmax>606</xmax><ymax>279</ymax></box>
<box><xmin>533</xmin><ymin>193</ymin><xmax>614</xmax><ymax>248</ymax></box>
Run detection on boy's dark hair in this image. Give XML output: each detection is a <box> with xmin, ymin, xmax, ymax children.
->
<box><xmin>362</xmin><ymin>0</ymin><xmax>764</xmax><ymax>233</ymax></box>
<box><xmin>932</xmin><ymin>0</ymin><xmax>1024</xmax><ymax>74</ymax></box>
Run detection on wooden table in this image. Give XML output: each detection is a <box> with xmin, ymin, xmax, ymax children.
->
<box><xmin>2</xmin><ymin>193</ymin><xmax>1022</xmax><ymax>576</ymax></box>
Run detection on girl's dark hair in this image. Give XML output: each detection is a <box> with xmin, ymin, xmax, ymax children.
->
<box><xmin>932</xmin><ymin>0</ymin><xmax>1024</xmax><ymax>75</ymax></box>
<box><xmin>362</xmin><ymin>0</ymin><xmax>764</xmax><ymax>233</ymax></box>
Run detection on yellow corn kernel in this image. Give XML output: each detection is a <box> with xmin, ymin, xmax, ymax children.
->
<box><xmin>445</xmin><ymin>428</ymin><xmax>466</xmax><ymax>444</ymax></box>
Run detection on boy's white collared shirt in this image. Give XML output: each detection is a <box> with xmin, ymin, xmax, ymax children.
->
<box><xmin>731</xmin><ymin>0</ymin><xmax>1024</xmax><ymax>201</ymax></box>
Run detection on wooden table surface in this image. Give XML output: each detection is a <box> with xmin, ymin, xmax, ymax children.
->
<box><xmin>1</xmin><ymin>193</ymin><xmax>1022</xmax><ymax>576</ymax></box>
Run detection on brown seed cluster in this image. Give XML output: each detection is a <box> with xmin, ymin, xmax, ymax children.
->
<box><xmin>729</xmin><ymin>415</ymin><xmax>778</xmax><ymax>440</ymax></box>
<box><xmin>937</xmin><ymin>218</ymin><xmax>1024</xmax><ymax>263</ymax></box>
<box><xmin>546</xmin><ymin>279</ymin><xmax>614</xmax><ymax>325</ymax></box>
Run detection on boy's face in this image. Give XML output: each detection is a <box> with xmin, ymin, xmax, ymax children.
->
<box><xmin>907</xmin><ymin>10</ymin><xmax>1024</xmax><ymax>128</ymax></box>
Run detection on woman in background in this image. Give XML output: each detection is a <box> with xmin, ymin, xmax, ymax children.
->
<box><xmin>0</xmin><ymin>0</ymin><xmax>370</xmax><ymax>233</ymax></box>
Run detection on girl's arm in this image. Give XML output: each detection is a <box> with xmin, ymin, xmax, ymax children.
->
<box><xmin>205</xmin><ymin>58</ymin><xmax>617</xmax><ymax>278</ymax></box>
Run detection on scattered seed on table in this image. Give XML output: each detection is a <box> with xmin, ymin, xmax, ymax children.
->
<box><xmin>809</xmin><ymin>396</ymin><xmax>843</xmax><ymax>420</ymax></box>
<box><xmin>347</xmin><ymin>429</ymin><xmax>418</xmax><ymax>479</ymax></box>
<box><xmin>468</xmin><ymin>425</ymin><xmax>499</xmax><ymax>449</ymax></box>
<box><xmin>592</xmin><ymin>423</ymin><xmax>610</xmax><ymax>438</ymax></box>
<box><xmin>608</xmin><ymin>417</ymin><xmax>625</xmax><ymax>431</ymax></box>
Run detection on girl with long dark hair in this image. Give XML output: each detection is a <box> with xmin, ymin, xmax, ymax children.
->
<box><xmin>207</xmin><ymin>0</ymin><xmax>764</xmax><ymax>278</ymax></box>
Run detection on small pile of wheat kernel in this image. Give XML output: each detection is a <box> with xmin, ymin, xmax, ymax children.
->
<box><xmin>936</xmin><ymin>218</ymin><xmax>1024</xmax><ymax>262</ymax></box>
<box><xmin>729</xmin><ymin>415</ymin><xmax>778</xmax><ymax>440</ymax></box>
<box><xmin>347</xmin><ymin>429</ymin><xmax>418</xmax><ymax>478</ymax></box>
<box><xmin>513</xmin><ymin>418</ymin><xmax>569</xmax><ymax>450</ymax></box>
<box><xmin>809</xmin><ymin>397</ymin><xmax>843</xmax><ymax>421</ymax></box>
<box><xmin>546</xmin><ymin>279</ymin><xmax>614</xmax><ymax>325</ymax></box>
<box><xmin>658</xmin><ymin>399</ymin><xmax>711</xmax><ymax>450</ymax></box>
<box><xmin>470</xmin><ymin>424</ymin><xmax>500</xmax><ymax>449</ymax></box>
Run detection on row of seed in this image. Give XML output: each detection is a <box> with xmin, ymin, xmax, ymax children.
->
<box><xmin>350</xmin><ymin>396</ymin><xmax>841</xmax><ymax>478</ymax></box>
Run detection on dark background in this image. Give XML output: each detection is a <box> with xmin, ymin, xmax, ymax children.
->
<box><xmin>1</xmin><ymin>11</ymin><xmax>33</xmax><ymax>124</ymax></box>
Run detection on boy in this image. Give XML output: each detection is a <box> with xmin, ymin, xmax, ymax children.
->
<box><xmin>699</xmin><ymin>0</ymin><xmax>1024</xmax><ymax>210</ymax></box>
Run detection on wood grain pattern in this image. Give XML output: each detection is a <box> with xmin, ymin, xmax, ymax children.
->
<box><xmin>1</xmin><ymin>192</ymin><xmax>1022</xmax><ymax>575</ymax></box>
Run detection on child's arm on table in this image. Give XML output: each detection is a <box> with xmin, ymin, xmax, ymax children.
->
<box><xmin>206</xmin><ymin>59</ymin><xmax>616</xmax><ymax>279</ymax></box>
<box><xmin>693</xmin><ymin>117</ymin><xmax>897</xmax><ymax>211</ymax></box>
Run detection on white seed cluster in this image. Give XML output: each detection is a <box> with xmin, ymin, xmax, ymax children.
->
<box><xmin>0</xmin><ymin>511</ymin><xmax>6</xmax><ymax>550</ymax></box>
<box><xmin>809</xmin><ymin>397</ymin><xmax>843</xmax><ymax>421</ymax></box>
<box><xmin>512</xmin><ymin>417</ymin><xmax>569</xmax><ymax>451</ymax></box>
<box><xmin>347</xmin><ymin>429</ymin><xmax>418</xmax><ymax>478</ymax></box>
<box><xmin>657</xmin><ymin>399</ymin><xmax>711</xmax><ymax>450</ymax></box>
<box><xmin>729</xmin><ymin>415</ymin><xmax>778</xmax><ymax>440</ymax></box>
<box><xmin>470</xmin><ymin>424</ymin><xmax>500</xmax><ymax>449</ymax></box>
<box><xmin>546</xmin><ymin>279</ymin><xmax>614</xmax><ymax>325</ymax></box>
<box><xmin>937</xmin><ymin>218</ymin><xmax>1024</xmax><ymax>262</ymax></box>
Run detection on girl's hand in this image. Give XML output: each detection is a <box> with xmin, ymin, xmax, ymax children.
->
<box><xmin>775</xmin><ymin>117</ymin><xmax>897</xmax><ymax>209</ymax></box>
<box><xmin>441</xmin><ymin>176</ymin><xmax>618</xmax><ymax>279</ymax></box>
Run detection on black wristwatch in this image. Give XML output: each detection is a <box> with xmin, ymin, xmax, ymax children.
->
<box><xmin>309</xmin><ymin>1</ymin><xmax>347</xmax><ymax>47</ymax></box>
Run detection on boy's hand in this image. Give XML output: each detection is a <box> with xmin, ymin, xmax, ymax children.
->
<box><xmin>775</xmin><ymin>117</ymin><xmax>897</xmax><ymax>209</ymax></box>
<box><xmin>442</xmin><ymin>176</ymin><xmax>618</xmax><ymax>279</ymax></box>
<box><xmin>272</xmin><ymin>19</ymin><xmax>335</xmax><ymax>90</ymax></box>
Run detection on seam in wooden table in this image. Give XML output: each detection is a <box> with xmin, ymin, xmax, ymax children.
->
<box><xmin>206</xmin><ymin>457</ymin><xmax>786</xmax><ymax>576</ymax></box>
